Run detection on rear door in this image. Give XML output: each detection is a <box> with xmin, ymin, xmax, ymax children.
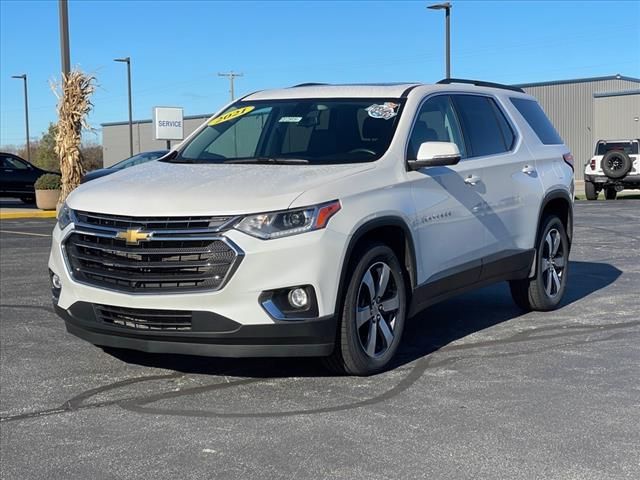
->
<box><xmin>450</xmin><ymin>94</ymin><xmax>542</xmax><ymax>273</ymax></box>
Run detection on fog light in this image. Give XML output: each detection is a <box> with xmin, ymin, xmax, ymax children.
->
<box><xmin>288</xmin><ymin>288</ymin><xmax>308</xmax><ymax>308</ymax></box>
<box><xmin>52</xmin><ymin>273</ymin><xmax>62</xmax><ymax>289</ymax></box>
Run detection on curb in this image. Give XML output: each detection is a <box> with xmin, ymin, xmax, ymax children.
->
<box><xmin>0</xmin><ymin>211</ymin><xmax>57</xmax><ymax>220</ymax></box>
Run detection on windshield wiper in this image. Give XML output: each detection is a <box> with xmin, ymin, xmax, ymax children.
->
<box><xmin>161</xmin><ymin>151</ymin><xmax>197</xmax><ymax>163</ymax></box>
<box><xmin>224</xmin><ymin>157</ymin><xmax>309</xmax><ymax>165</ymax></box>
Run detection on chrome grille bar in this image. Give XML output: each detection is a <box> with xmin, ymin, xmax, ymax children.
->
<box><xmin>63</xmin><ymin>211</ymin><xmax>243</xmax><ymax>293</ymax></box>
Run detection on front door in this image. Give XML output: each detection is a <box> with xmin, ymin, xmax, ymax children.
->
<box><xmin>406</xmin><ymin>94</ymin><xmax>488</xmax><ymax>296</ymax></box>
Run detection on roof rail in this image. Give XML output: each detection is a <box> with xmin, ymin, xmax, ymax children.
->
<box><xmin>290</xmin><ymin>82</ymin><xmax>328</xmax><ymax>88</ymax></box>
<box><xmin>437</xmin><ymin>78</ymin><xmax>525</xmax><ymax>93</ymax></box>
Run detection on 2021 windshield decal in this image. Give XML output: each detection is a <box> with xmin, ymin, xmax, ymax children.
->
<box><xmin>208</xmin><ymin>106</ymin><xmax>255</xmax><ymax>126</ymax></box>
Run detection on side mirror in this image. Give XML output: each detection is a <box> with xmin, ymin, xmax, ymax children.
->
<box><xmin>408</xmin><ymin>141</ymin><xmax>461</xmax><ymax>170</ymax></box>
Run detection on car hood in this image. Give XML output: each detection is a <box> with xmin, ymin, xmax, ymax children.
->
<box><xmin>81</xmin><ymin>168</ymin><xmax>115</xmax><ymax>183</ymax></box>
<box><xmin>67</xmin><ymin>160</ymin><xmax>375</xmax><ymax>216</ymax></box>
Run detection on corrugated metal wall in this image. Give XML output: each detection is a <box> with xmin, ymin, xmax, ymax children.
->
<box><xmin>522</xmin><ymin>79</ymin><xmax>640</xmax><ymax>180</ymax></box>
<box><xmin>594</xmin><ymin>93</ymin><xmax>640</xmax><ymax>142</ymax></box>
<box><xmin>102</xmin><ymin>116</ymin><xmax>210</xmax><ymax>167</ymax></box>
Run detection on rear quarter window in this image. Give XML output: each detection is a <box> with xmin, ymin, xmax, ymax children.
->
<box><xmin>510</xmin><ymin>98</ymin><xmax>563</xmax><ymax>145</ymax></box>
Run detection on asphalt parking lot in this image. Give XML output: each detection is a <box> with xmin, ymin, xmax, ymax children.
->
<box><xmin>1</xmin><ymin>201</ymin><xmax>638</xmax><ymax>480</ymax></box>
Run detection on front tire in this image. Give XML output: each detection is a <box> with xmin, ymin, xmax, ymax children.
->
<box><xmin>509</xmin><ymin>215</ymin><xmax>569</xmax><ymax>312</ymax></box>
<box><xmin>584</xmin><ymin>181</ymin><xmax>598</xmax><ymax>201</ymax></box>
<box><xmin>325</xmin><ymin>243</ymin><xmax>407</xmax><ymax>376</ymax></box>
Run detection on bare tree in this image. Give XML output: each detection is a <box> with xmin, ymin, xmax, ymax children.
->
<box><xmin>52</xmin><ymin>70</ymin><xmax>96</xmax><ymax>208</ymax></box>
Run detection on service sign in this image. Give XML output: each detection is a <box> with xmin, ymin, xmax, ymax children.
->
<box><xmin>153</xmin><ymin>107</ymin><xmax>184</xmax><ymax>140</ymax></box>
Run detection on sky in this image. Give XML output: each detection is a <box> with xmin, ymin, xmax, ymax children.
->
<box><xmin>1</xmin><ymin>0</ymin><xmax>639</xmax><ymax>148</ymax></box>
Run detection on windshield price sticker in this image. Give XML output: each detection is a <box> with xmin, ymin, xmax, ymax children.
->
<box><xmin>209</xmin><ymin>106</ymin><xmax>255</xmax><ymax>126</ymax></box>
<box><xmin>278</xmin><ymin>116</ymin><xmax>303</xmax><ymax>123</ymax></box>
<box><xmin>366</xmin><ymin>102</ymin><xmax>399</xmax><ymax>120</ymax></box>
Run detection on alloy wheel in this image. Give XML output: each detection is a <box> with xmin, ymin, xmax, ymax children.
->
<box><xmin>355</xmin><ymin>261</ymin><xmax>400</xmax><ymax>358</ymax></box>
<box><xmin>606</xmin><ymin>157</ymin><xmax>623</xmax><ymax>172</ymax></box>
<box><xmin>541</xmin><ymin>228</ymin><xmax>565</xmax><ymax>298</ymax></box>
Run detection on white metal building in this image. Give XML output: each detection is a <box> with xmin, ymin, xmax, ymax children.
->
<box><xmin>516</xmin><ymin>75</ymin><xmax>640</xmax><ymax>180</ymax></box>
<box><xmin>101</xmin><ymin>114</ymin><xmax>211</xmax><ymax>167</ymax></box>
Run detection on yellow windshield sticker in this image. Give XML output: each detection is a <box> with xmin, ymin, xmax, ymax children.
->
<box><xmin>209</xmin><ymin>106</ymin><xmax>255</xmax><ymax>126</ymax></box>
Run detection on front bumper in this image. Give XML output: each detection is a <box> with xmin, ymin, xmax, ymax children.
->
<box><xmin>49</xmin><ymin>223</ymin><xmax>348</xmax><ymax>357</ymax></box>
<box><xmin>56</xmin><ymin>302</ymin><xmax>336</xmax><ymax>357</ymax></box>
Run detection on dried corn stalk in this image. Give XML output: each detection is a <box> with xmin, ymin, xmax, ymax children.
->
<box><xmin>52</xmin><ymin>70</ymin><xmax>96</xmax><ymax>208</ymax></box>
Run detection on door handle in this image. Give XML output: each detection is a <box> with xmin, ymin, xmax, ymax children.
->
<box><xmin>464</xmin><ymin>174</ymin><xmax>481</xmax><ymax>186</ymax></box>
<box><xmin>522</xmin><ymin>164</ymin><xmax>536</xmax><ymax>175</ymax></box>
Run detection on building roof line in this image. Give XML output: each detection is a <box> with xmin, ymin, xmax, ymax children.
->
<box><xmin>101</xmin><ymin>113</ymin><xmax>213</xmax><ymax>128</ymax></box>
<box><xmin>513</xmin><ymin>74</ymin><xmax>640</xmax><ymax>88</ymax></box>
<box><xmin>593</xmin><ymin>89</ymin><xmax>640</xmax><ymax>98</ymax></box>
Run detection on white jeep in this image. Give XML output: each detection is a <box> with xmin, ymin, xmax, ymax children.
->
<box><xmin>584</xmin><ymin>139</ymin><xmax>640</xmax><ymax>200</ymax></box>
<box><xmin>49</xmin><ymin>79</ymin><xmax>574</xmax><ymax>375</ymax></box>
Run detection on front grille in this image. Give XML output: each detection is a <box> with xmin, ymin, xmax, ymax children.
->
<box><xmin>64</xmin><ymin>212</ymin><xmax>242</xmax><ymax>293</ymax></box>
<box><xmin>75</xmin><ymin>211</ymin><xmax>234</xmax><ymax>232</ymax></box>
<box><xmin>95</xmin><ymin>304</ymin><xmax>192</xmax><ymax>331</ymax></box>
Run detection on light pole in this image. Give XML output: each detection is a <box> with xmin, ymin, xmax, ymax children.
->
<box><xmin>114</xmin><ymin>57</ymin><xmax>133</xmax><ymax>156</ymax></box>
<box><xmin>11</xmin><ymin>74</ymin><xmax>31</xmax><ymax>162</ymax></box>
<box><xmin>428</xmin><ymin>2</ymin><xmax>451</xmax><ymax>79</ymax></box>
<box><xmin>59</xmin><ymin>0</ymin><xmax>70</xmax><ymax>75</ymax></box>
<box><xmin>218</xmin><ymin>72</ymin><xmax>243</xmax><ymax>101</ymax></box>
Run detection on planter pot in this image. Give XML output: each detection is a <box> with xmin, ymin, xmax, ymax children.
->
<box><xmin>35</xmin><ymin>189</ymin><xmax>61</xmax><ymax>211</ymax></box>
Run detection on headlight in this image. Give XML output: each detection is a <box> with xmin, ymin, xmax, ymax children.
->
<box><xmin>57</xmin><ymin>202</ymin><xmax>75</xmax><ymax>230</ymax></box>
<box><xmin>235</xmin><ymin>200</ymin><xmax>341</xmax><ymax>239</ymax></box>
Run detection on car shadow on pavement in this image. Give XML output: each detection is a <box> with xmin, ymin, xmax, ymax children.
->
<box><xmin>104</xmin><ymin>260</ymin><xmax>622</xmax><ymax>377</ymax></box>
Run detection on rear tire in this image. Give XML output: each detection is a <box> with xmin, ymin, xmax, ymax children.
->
<box><xmin>604</xmin><ymin>188</ymin><xmax>617</xmax><ymax>200</ymax></box>
<box><xmin>509</xmin><ymin>215</ymin><xmax>569</xmax><ymax>312</ymax></box>
<box><xmin>584</xmin><ymin>181</ymin><xmax>598</xmax><ymax>201</ymax></box>
<box><xmin>324</xmin><ymin>243</ymin><xmax>407</xmax><ymax>376</ymax></box>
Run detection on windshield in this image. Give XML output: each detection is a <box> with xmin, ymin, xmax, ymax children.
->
<box><xmin>113</xmin><ymin>151</ymin><xmax>168</xmax><ymax>169</ymax></box>
<box><xmin>596</xmin><ymin>141</ymin><xmax>638</xmax><ymax>155</ymax></box>
<box><xmin>173</xmin><ymin>99</ymin><xmax>404</xmax><ymax>164</ymax></box>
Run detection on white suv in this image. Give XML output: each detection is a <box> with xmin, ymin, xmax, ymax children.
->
<box><xmin>584</xmin><ymin>139</ymin><xmax>640</xmax><ymax>200</ymax></box>
<box><xmin>49</xmin><ymin>79</ymin><xmax>575</xmax><ymax>375</ymax></box>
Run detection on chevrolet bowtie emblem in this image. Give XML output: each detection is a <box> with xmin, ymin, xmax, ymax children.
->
<box><xmin>115</xmin><ymin>228</ymin><xmax>152</xmax><ymax>245</ymax></box>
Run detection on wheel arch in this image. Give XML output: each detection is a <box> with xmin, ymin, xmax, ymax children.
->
<box><xmin>538</xmin><ymin>189</ymin><xmax>573</xmax><ymax>246</ymax></box>
<box><xmin>529</xmin><ymin>189</ymin><xmax>573</xmax><ymax>277</ymax></box>
<box><xmin>334</xmin><ymin>217</ymin><xmax>418</xmax><ymax>315</ymax></box>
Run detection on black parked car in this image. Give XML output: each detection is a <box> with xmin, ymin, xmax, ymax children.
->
<box><xmin>0</xmin><ymin>152</ymin><xmax>59</xmax><ymax>203</ymax></box>
<box><xmin>81</xmin><ymin>150</ymin><xmax>169</xmax><ymax>183</ymax></box>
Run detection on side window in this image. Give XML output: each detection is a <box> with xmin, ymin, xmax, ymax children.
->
<box><xmin>510</xmin><ymin>98</ymin><xmax>563</xmax><ymax>145</ymax></box>
<box><xmin>491</xmin><ymin>101</ymin><xmax>516</xmax><ymax>150</ymax></box>
<box><xmin>407</xmin><ymin>95</ymin><xmax>467</xmax><ymax>160</ymax></box>
<box><xmin>452</xmin><ymin>95</ymin><xmax>512</xmax><ymax>157</ymax></box>
<box><xmin>3</xmin><ymin>156</ymin><xmax>30</xmax><ymax>169</ymax></box>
